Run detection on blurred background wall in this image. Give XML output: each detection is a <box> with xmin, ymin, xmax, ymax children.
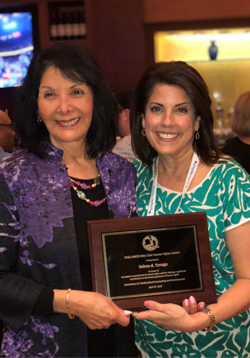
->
<box><xmin>0</xmin><ymin>0</ymin><xmax>250</xmax><ymax>134</ymax></box>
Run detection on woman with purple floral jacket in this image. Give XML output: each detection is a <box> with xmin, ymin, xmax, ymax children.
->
<box><xmin>0</xmin><ymin>43</ymin><xmax>137</xmax><ymax>357</ymax></box>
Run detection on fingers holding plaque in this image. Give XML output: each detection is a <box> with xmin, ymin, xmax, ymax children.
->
<box><xmin>87</xmin><ymin>212</ymin><xmax>217</xmax><ymax>311</ymax></box>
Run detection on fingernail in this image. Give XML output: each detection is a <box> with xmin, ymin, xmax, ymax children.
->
<box><xmin>190</xmin><ymin>296</ymin><xmax>195</xmax><ymax>303</ymax></box>
<box><xmin>183</xmin><ymin>299</ymin><xmax>188</xmax><ymax>306</ymax></box>
<box><xmin>124</xmin><ymin>310</ymin><xmax>132</xmax><ymax>315</ymax></box>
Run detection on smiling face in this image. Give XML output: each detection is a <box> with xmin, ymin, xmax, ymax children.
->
<box><xmin>142</xmin><ymin>84</ymin><xmax>200</xmax><ymax>161</ymax></box>
<box><xmin>37</xmin><ymin>66</ymin><xmax>93</xmax><ymax>152</ymax></box>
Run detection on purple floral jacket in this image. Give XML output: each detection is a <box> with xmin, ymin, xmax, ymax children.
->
<box><xmin>0</xmin><ymin>144</ymin><xmax>137</xmax><ymax>357</ymax></box>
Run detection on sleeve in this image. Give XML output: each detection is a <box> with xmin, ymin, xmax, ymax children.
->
<box><xmin>221</xmin><ymin>161</ymin><xmax>250</xmax><ymax>230</ymax></box>
<box><xmin>0</xmin><ymin>174</ymin><xmax>45</xmax><ymax>332</ymax></box>
<box><xmin>32</xmin><ymin>287</ymin><xmax>54</xmax><ymax>315</ymax></box>
<box><xmin>129</xmin><ymin>161</ymin><xmax>138</xmax><ymax>216</ymax></box>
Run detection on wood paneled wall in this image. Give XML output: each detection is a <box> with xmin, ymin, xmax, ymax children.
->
<box><xmin>142</xmin><ymin>0</ymin><xmax>250</xmax><ymax>23</ymax></box>
<box><xmin>87</xmin><ymin>0</ymin><xmax>145</xmax><ymax>92</ymax></box>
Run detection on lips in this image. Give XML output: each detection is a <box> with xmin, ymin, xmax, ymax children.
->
<box><xmin>57</xmin><ymin>117</ymin><xmax>80</xmax><ymax>127</ymax></box>
<box><xmin>157</xmin><ymin>132</ymin><xmax>178</xmax><ymax>139</ymax></box>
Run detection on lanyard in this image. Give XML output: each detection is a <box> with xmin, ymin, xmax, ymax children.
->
<box><xmin>147</xmin><ymin>152</ymin><xmax>199</xmax><ymax>216</ymax></box>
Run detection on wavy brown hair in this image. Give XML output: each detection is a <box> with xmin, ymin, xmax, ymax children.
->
<box><xmin>130</xmin><ymin>61</ymin><xmax>221</xmax><ymax>167</ymax></box>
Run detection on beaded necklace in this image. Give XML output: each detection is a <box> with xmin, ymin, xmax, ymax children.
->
<box><xmin>69</xmin><ymin>175</ymin><xmax>106</xmax><ymax>207</ymax></box>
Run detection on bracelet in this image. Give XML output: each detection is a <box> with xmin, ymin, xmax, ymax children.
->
<box><xmin>201</xmin><ymin>306</ymin><xmax>215</xmax><ymax>332</ymax></box>
<box><xmin>66</xmin><ymin>288</ymin><xmax>75</xmax><ymax>319</ymax></box>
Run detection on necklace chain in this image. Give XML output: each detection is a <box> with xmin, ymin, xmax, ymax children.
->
<box><xmin>69</xmin><ymin>175</ymin><xmax>101</xmax><ymax>189</ymax></box>
<box><xmin>69</xmin><ymin>175</ymin><xmax>106</xmax><ymax>207</ymax></box>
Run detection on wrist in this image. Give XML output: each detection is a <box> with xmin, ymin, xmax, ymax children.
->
<box><xmin>53</xmin><ymin>289</ymin><xmax>67</xmax><ymax>313</ymax></box>
<box><xmin>201</xmin><ymin>306</ymin><xmax>216</xmax><ymax>331</ymax></box>
<box><xmin>53</xmin><ymin>289</ymin><xmax>77</xmax><ymax>319</ymax></box>
<box><xmin>190</xmin><ymin>310</ymin><xmax>212</xmax><ymax>332</ymax></box>
<box><xmin>66</xmin><ymin>288</ymin><xmax>75</xmax><ymax>319</ymax></box>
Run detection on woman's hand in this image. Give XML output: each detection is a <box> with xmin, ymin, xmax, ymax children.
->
<box><xmin>132</xmin><ymin>300</ymin><xmax>206</xmax><ymax>332</ymax></box>
<box><xmin>53</xmin><ymin>289</ymin><xmax>131</xmax><ymax>330</ymax></box>
<box><xmin>71</xmin><ymin>290</ymin><xmax>131</xmax><ymax>329</ymax></box>
<box><xmin>182</xmin><ymin>296</ymin><xmax>205</xmax><ymax>314</ymax></box>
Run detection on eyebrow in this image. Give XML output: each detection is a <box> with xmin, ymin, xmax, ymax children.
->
<box><xmin>150</xmin><ymin>102</ymin><xmax>164</xmax><ymax>107</ymax></box>
<box><xmin>39</xmin><ymin>83</ymin><xmax>86</xmax><ymax>90</ymax></box>
<box><xmin>150</xmin><ymin>101</ymin><xmax>190</xmax><ymax>107</ymax></box>
<box><xmin>175</xmin><ymin>101</ymin><xmax>190</xmax><ymax>107</ymax></box>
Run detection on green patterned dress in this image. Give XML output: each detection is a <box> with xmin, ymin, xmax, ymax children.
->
<box><xmin>134</xmin><ymin>158</ymin><xmax>250</xmax><ymax>358</ymax></box>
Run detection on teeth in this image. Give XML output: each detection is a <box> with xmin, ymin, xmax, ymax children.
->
<box><xmin>58</xmin><ymin>118</ymin><xmax>79</xmax><ymax>126</ymax></box>
<box><xmin>158</xmin><ymin>133</ymin><xmax>178</xmax><ymax>139</ymax></box>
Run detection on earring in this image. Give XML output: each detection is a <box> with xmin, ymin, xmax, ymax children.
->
<box><xmin>195</xmin><ymin>131</ymin><xmax>200</xmax><ymax>140</ymax></box>
<box><xmin>142</xmin><ymin>128</ymin><xmax>146</xmax><ymax>136</ymax></box>
<box><xmin>37</xmin><ymin>115</ymin><xmax>42</xmax><ymax>123</ymax></box>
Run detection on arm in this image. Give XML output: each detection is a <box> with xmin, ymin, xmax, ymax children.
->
<box><xmin>0</xmin><ymin>175</ymin><xmax>44</xmax><ymax>332</ymax></box>
<box><xmin>208</xmin><ymin>220</ymin><xmax>250</xmax><ymax>321</ymax></box>
<box><xmin>133</xmin><ymin>221</ymin><xmax>250</xmax><ymax>332</ymax></box>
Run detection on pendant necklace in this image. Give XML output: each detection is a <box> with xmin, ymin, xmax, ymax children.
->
<box><xmin>69</xmin><ymin>175</ymin><xmax>106</xmax><ymax>207</ymax></box>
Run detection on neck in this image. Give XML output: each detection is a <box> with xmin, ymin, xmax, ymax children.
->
<box><xmin>50</xmin><ymin>135</ymin><xmax>87</xmax><ymax>158</ymax></box>
<box><xmin>61</xmin><ymin>147</ymin><xmax>87</xmax><ymax>166</ymax></box>
<box><xmin>157</xmin><ymin>149</ymin><xmax>195</xmax><ymax>190</ymax></box>
<box><xmin>64</xmin><ymin>154</ymin><xmax>98</xmax><ymax>180</ymax></box>
<box><xmin>51</xmin><ymin>140</ymin><xmax>98</xmax><ymax>179</ymax></box>
<box><xmin>158</xmin><ymin>148</ymin><xmax>194</xmax><ymax>175</ymax></box>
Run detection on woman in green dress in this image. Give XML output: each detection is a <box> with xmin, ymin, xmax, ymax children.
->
<box><xmin>130</xmin><ymin>61</ymin><xmax>250</xmax><ymax>357</ymax></box>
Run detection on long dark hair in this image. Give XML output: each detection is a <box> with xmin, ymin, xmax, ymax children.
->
<box><xmin>130</xmin><ymin>61</ymin><xmax>220</xmax><ymax>166</ymax></box>
<box><xmin>14</xmin><ymin>42</ymin><xmax>117</xmax><ymax>158</ymax></box>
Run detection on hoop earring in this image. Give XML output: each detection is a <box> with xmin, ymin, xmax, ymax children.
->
<box><xmin>195</xmin><ymin>131</ymin><xmax>200</xmax><ymax>140</ymax></box>
<box><xmin>142</xmin><ymin>128</ymin><xmax>146</xmax><ymax>136</ymax></box>
<box><xmin>37</xmin><ymin>115</ymin><xmax>42</xmax><ymax>123</ymax></box>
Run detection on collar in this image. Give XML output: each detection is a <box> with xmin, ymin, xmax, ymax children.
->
<box><xmin>41</xmin><ymin>142</ymin><xmax>103</xmax><ymax>170</ymax></box>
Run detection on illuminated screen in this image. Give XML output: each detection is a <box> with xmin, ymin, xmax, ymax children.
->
<box><xmin>0</xmin><ymin>12</ymin><xmax>34</xmax><ymax>88</ymax></box>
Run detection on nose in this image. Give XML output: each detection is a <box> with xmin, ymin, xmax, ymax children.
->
<box><xmin>57</xmin><ymin>95</ymin><xmax>72</xmax><ymax>114</ymax></box>
<box><xmin>162</xmin><ymin>111</ymin><xmax>174</xmax><ymax>126</ymax></box>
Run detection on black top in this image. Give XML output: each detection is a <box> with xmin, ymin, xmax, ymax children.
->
<box><xmin>222</xmin><ymin>136</ymin><xmax>250</xmax><ymax>174</ymax></box>
<box><xmin>70</xmin><ymin>176</ymin><xmax>109</xmax><ymax>291</ymax></box>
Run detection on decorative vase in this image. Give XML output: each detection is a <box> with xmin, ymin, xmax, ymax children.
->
<box><xmin>208</xmin><ymin>41</ymin><xmax>218</xmax><ymax>60</ymax></box>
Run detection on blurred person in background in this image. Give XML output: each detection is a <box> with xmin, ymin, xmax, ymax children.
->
<box><xmin>113</xmin><ymin>89</ymin><xmax>137</xmax><ymax>162</ymax></box>
<box><xmin>222</xmin><ymin>91</ymin><xmax>250</xmax><ymax>174</ymax></box>
<box><xmin>0</xmin><ymin>109</ymin><xmax>15</xmax><ymax>160</ymax></box>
